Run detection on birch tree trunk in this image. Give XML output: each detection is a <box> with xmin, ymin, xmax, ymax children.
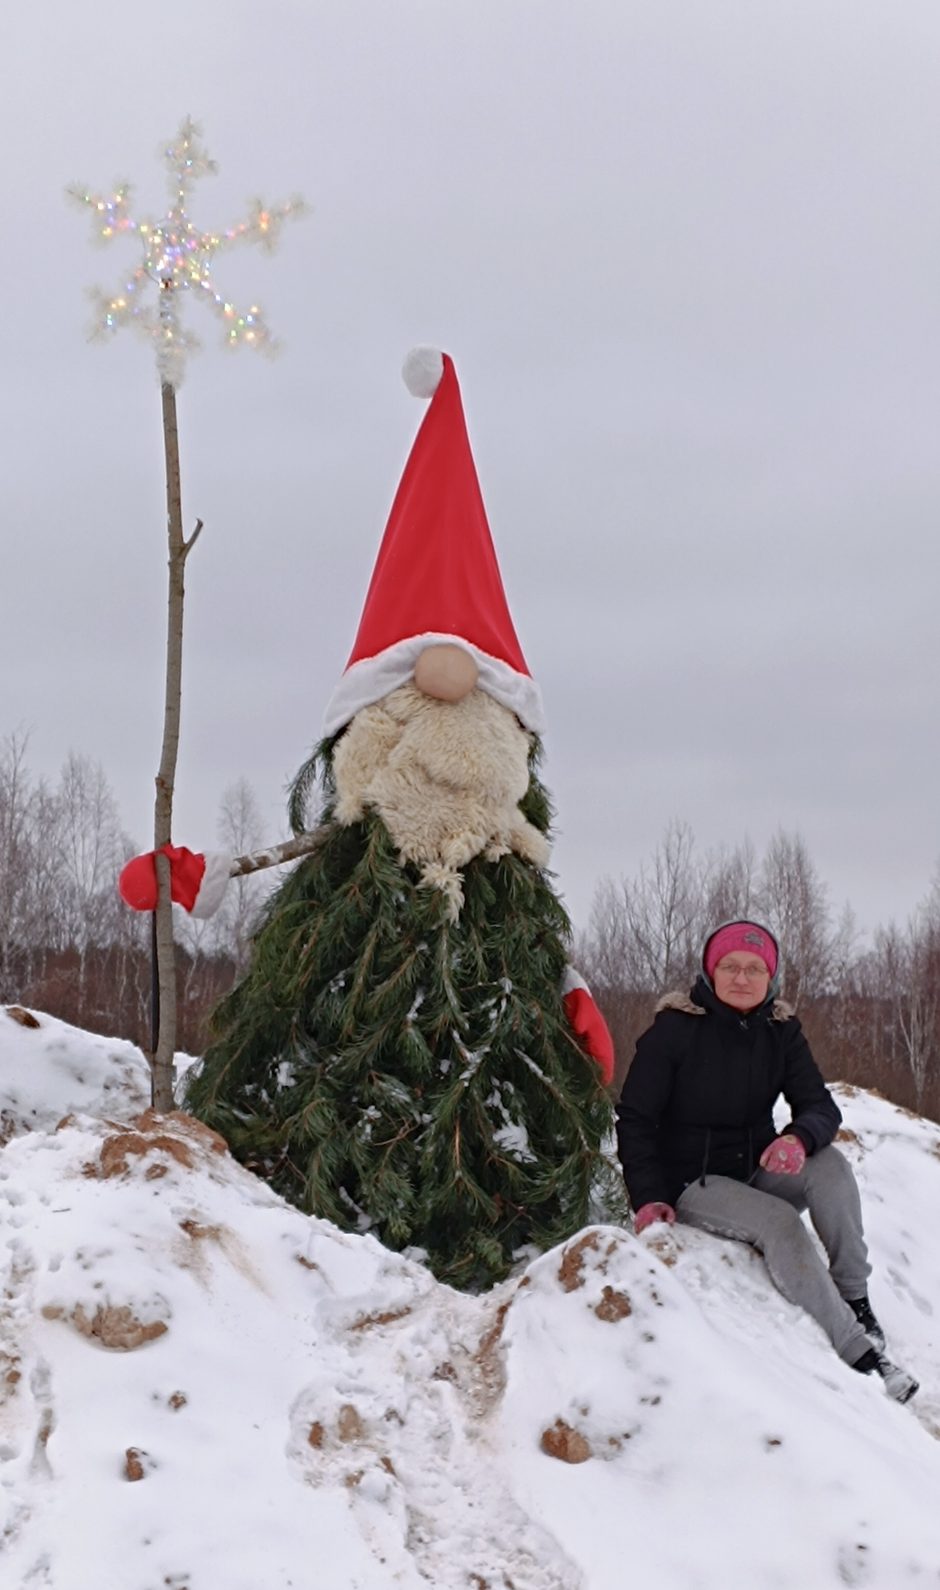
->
<box><xmin>151</xmin><ymin>378</ymin><xmax>202</xmax><ymax>1111</ymax></box>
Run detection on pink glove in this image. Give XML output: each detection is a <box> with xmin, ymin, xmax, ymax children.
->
<box><xmin>759</xmin><ymin>1134</ymin><xmax>807</xmax><ymax>1175</ymax></box>
<box><xmin>634</xmin><ymin>1201</ymin><xmax>676</xmax><ymax>1235</ymax></box>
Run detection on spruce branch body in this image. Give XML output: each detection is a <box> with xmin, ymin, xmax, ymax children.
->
<box><xmin>186</xmin><ymin>751</ymin><xmax>620</xmax><ymax>1289</ymax></box>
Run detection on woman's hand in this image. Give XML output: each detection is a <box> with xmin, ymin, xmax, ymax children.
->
<box><xmin>759</xmin><ymin>1134</ymin><xmax>807</xmax><ymax>1175</ymax></box>
<box><xmin>634</xmin><ymin>1201</ymin><xmax>676</xmax><ymax>1235</ymax></box>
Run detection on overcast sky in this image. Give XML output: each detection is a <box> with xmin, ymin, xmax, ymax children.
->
<box><xmin>5</xmin><ymin>0</ymin><xmax>939</xmax><ymax>942</ymax></box>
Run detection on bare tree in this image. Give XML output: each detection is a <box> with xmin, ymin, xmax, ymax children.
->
<box><xmin>176</xmin><ymin>777</ymin><xmax>268</xmax><ymax>983</ymax></box>
<box><xmin>806</xmin><ymin>903</ymin><xmax>864</xmax><ymax>1081</ymax></box>
<box><xmin>874</xmin><ymin>914</ymin><xmax>940</xmax><ymax>1112</ymax></box>
<box><xmin>214</xmin><ymin>778</ymin><xmax>267</xmax><ymax>972</ymax></box>
<box><xmin>0</xmin><ymin>731</ymin><xmax>45</xmax><ymax>998</ymax></box>
<box><xmin>702</xmin><ymin>838</ymin><xmax>758</xmax><ymax>928</ymax></box>
<box><xmin>576</xmin><ymin>876</ymin><xmax>643</xmax><ymax>1091</ymax></box>
<box><xmin>757</xmin><ymin>829</ymin><xmax>833</xmax><ymax>1006</ymax></box>
<box><xmin>51</xmin><ymin>752</ymin><xmax>131</xmax><ymax>1011</ymax></box>
<box><xmin>56</xmin><ymin>753</ymin><xmax>127</xmax><ymax>944</ymax></box>
<box><xmin>621</xmin><ymin>818</ymin><xmax>703</xmax><ymax>991</ymax></box>
<box><xmin>577</xmin><ymin>820</ymin><xmax>706</xmax><ymax>1092</ymax></box>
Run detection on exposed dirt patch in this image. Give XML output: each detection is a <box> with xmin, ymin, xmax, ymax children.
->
<box><xmin>540</xmin><ymin>1419</ymin><xmax>592</xmax><ymax>1464</ymax></box>
<box><xmin>87</xmin><ymin>1129</ymin><xmax>192</xmax><ymax>1179</ymax></box>
<box><xmin>307</xmin><ymin>1421</ymin><xmax>324</xmax><ymax>1449</ymax></box>
<box><xmin>349</xmin><ymin>1306</ymin><xmax>412</xmax><ymax>1332</ymax></box>
<box><xmin>125</xmin><ymin>1447</ymin><xmax>146</xmax><ymax>1481</ymax></box>
<box><xmin>179</xmin><ymin>1219</ymin><xmax>223</xmax><ymax>1243</ymax></box>
<box><xmin>594</xmin><ymin>1286</ymin><xmax>632</xmax><ymax>1322</ymax></box>
<box><xmin>558</xmin><ymin>1230</ymin><xmax>621</xmax><ymax>1292</ymax></box>
<box><xmin>425</xmin><ymin>1293</ymin><xmax>518</xmax><ymax>1425</ymax></box>
<box><xmin>82</xmin><ymin>1110</ymin><xmax>228</xmax><ymax>1180</ymax></box>
<box><xmin>557</xmin><ymin>1230</ymin><xmax>601</xmax><ymax>1292</ymax></box>
<box><xmin>473</xmin><ymin>1297</ymin><xmax>513</xmax><ymax>1411</ymax></box>
<box><xmin>5</xmin><ymin>1006</ymin><xmax>40</xmax><ymax>1028</ymax></box>
<box><xmin>337</xmin><ymin>1404</ymin><xmax>364</xmax><ymax>1443</ymax></box>
<box><xmin>67</xmin><ymin>1303</ymin><xmax>168</xmax><ymax>1351</ymax></box>
<box><xmin>646</xmin><ymin>1232</ymin><xmax>678</xmax><ymax>1266</ymax></box>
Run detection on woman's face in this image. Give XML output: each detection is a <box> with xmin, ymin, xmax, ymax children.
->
<box><xmin>712</xmin><ymin>954</ymin><xmax>771</xmax><ymax>1013</ymax></box>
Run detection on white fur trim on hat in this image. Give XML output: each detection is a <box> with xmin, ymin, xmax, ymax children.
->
<box><xmin>323</xmin><ymin>634</ymin><xmax>545</xmax><ymax>738</ymax></box>
<box><xmin>189</xmin><ymin>851</ymin><xmax>234</xmax><ymax>919</ymax></box>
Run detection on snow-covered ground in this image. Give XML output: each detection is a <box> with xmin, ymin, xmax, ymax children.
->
<box><xmin>0</xmin><ymin>1005</ymin><xmax>937</xmax><ymax>1590</ymax></box>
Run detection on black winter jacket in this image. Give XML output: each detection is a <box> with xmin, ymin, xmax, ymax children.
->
<box><xmin>615</xmin><ymin>977</ymin><xmax>842</xmax><ymax>1210</ymax></box>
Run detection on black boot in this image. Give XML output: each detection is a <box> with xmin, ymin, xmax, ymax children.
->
<box><xmin>852</xmin><ymin>1347</ymin><xmax>918</xmax><ymax>1404</ymax></box>
<box><xmin>848</xmin><ymin>1295</ymin><xmax>886</xmax><ymax>1351</ymax></box>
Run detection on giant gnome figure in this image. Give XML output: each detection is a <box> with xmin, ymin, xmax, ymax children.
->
<box><xmin>120</xmin><ymin>349</ymin><xmax>618</xmax><ymax>1289</ymax></box>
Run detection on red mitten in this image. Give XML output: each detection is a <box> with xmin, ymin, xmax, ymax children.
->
<box><xmin>759</xmin><ymin>1134</ymin><xmax>807</xmax><ymax>1176</ymax></box>
<box><xmin>634</xmin><ymin>1201</ymin><xmax>676</xmax><ymax>1235</ymax></box>
<box><xmin>118</xmin><ymin>851</ymin><xmax>160</xmax><ymax>911</ymax></box>
<box><xmin>561</xmin><ymin>968</ymin><xmax>615</xmax><ymax>1085</ymax></box>
<box><xmin>118</xmin><ymin>846</ymin><xmax>229</xmax><ymax>917</ymax></box>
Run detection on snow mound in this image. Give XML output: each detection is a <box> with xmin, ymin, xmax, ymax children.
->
<box><xmin>0</xmin><ymin>1005</ymin><xmax>150</xmax><ymax>1140</ymax></box>
<box><xmin>0</xmin><ymin>1034</ymin><xmax>938</xmax><ymax>1588</ymax></box>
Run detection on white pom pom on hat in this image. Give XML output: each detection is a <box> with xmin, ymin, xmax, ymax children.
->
<box><xmin>402</xmin><ymin>346</ymin><xmax>445</xmax><ymax>398</ymax></box>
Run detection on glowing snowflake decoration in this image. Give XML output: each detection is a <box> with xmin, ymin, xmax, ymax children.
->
<box><xmin>69</xmin><ymin>118</ymin><xmax>305</xmax><ymax>387</ymax></box>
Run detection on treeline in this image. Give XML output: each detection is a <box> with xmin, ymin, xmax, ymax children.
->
<box><xmin>0</xmin><ymin>733</ymin><xmax>265</xmax><ymax>1053</ymax></box>
<box><xmin>576</xmin><ymin>819</ymin><xmax>940</xmax><ymax>1124</ymax></box>
<box><xmin>4</xmin><ymin>735</ymin><xmax>939</xmax><ymax>1125</ymax></box>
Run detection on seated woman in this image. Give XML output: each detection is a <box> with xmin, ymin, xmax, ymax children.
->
<box><xmin>616</xmin><ymin>919</ymin><xmax>918</xmax><ymax>1404</ymax></box>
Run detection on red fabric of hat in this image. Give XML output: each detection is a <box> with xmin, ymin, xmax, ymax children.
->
<box><xmin>323</xmin><ymin>350</ymin><xmax>544</xmax><ymax>737</ymax></box>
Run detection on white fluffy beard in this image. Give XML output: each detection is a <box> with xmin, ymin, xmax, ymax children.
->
<box><xmin>331</xmin><ymin>684</ymin><xmax>551</xmax><ymax>918</ymax></box>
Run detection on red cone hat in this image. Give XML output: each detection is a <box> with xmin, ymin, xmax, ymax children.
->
<box><xmin>323</xmin><ymin>348</ymin><xmax>544</xmax><ymax>736</ymax></box>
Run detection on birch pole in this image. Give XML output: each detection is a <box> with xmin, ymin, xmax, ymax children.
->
<box><xmin>69</xmin><ymin>119</ymin><xmax>305</xmax><ymax>1108</ymax></box>
<box><xmin>151</xmin><ymin>375</ymin><xmax>203</xmax><ymax>1108</ymax></box>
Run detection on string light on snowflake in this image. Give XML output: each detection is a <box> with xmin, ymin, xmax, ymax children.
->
<box><xmin>68</xmin><ymin>118</ymin><xmax>306</xmax><ymax>388</ymax></box>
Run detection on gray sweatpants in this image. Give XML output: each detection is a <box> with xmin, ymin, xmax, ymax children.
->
<box><xmin>676</xmin><ymin>1146</ymin><xmax>873</xmax><ymax>1365</ymax></box>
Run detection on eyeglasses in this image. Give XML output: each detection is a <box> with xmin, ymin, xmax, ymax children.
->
<box><xmin>714</xmin><ymin>961</ymin><xmax>769</xmax><ymax>980</ymax></box>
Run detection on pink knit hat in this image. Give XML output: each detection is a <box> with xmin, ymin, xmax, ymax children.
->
<box><xmin>703</xmin><ymin>921</ymin><xmax>779</xmax><ymax>980</ymax></box>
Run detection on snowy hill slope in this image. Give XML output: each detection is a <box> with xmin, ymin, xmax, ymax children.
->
<box><xmin>0</xmin><ymin>1007</ymin><xmax>938</xmax><ymax>1590</ymax></box>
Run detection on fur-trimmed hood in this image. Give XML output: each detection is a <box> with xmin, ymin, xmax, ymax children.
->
<box><xmin>655</xmin><ymin>989</ymin><xmax>795</xmax><ymax>1022</ymax></box>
